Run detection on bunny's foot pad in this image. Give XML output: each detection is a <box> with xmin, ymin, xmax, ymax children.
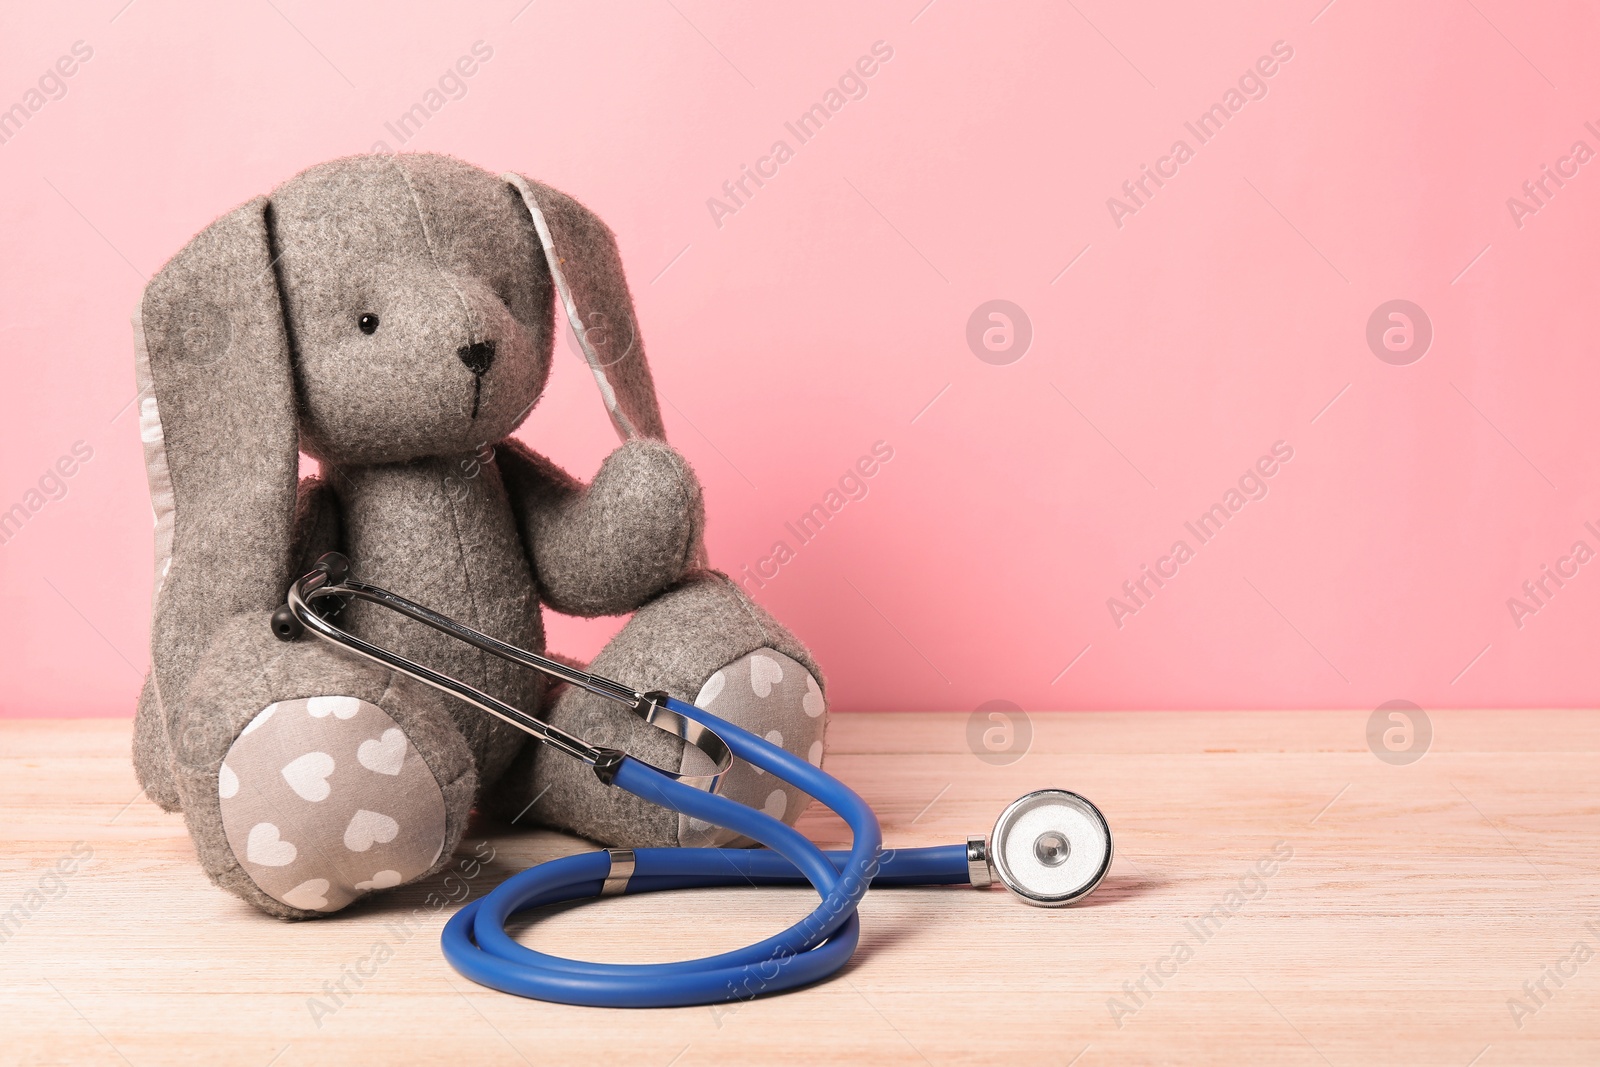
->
<box><xmin>679</xmin><ymin>648</ymin><xmax>828</xmax><ymax>848</ymax></box>
<box><xmin>218</xmin><ymin>696</ymin><xmax>446</xmax><ymax>914</ymax></box>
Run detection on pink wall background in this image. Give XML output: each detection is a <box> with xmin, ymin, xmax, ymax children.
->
<box><xmin>1</xmin><ymin>1</ymin><xmax>1597</xmax><ymax>717</ymax></box>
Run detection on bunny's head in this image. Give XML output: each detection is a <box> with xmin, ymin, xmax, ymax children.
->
<box><xmin>133</xmin><ymin>154</ymin><xmax>665</xmax><ymax>682</ymax></box>
<box><xmin>271</xmin><ymin>155</ymin><xmax>554</xmax><ymax>464</ymax></box>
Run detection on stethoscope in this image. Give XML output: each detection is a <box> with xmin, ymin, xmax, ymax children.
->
<box><xmin>274</xmin><ymin>553</ymin><xmax>1114</xmax><ymax>1008</ymax></box>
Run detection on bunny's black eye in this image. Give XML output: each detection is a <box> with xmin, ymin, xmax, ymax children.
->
<box><xmin>358</xmin><ymin>313</ymin><xmax>380</xmax><ymax>335</ymax></box>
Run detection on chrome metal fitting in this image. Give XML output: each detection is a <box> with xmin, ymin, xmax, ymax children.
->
<box><xmin>601</xmin><ymin>848</ymin><xmax>635</xmax><ymax>896</ymax></box>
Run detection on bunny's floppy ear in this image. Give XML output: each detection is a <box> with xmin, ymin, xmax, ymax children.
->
<box><xmin>134</xmin><ymin>197</ymin><xmax>299</xmax><ymax>713</ymax></box>
<box><xmin>504</xmin><ymin>174</ymin><xmax>666</xmax><ymax>441</ymax></box>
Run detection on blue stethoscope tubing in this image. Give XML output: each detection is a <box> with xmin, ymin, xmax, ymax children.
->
<box><xmin>441</xmin><ymin>694</ymin><xmax>970</xmax><ymax>1008</ymax></box>
<box><xmin>279</xmin><ymin>556</ymin><xmax>1109</xmax><ymax>1009</ymax></box>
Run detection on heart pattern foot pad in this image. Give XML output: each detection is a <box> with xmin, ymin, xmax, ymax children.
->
<box><xmin>218</xmin><ymin>696</ymin><xmax>447</xmax><ymax>913</ymax></box>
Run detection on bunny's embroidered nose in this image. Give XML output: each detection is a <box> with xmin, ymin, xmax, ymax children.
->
<box><xmin>458</xmin><ymin>341</ymin><xmax>496</xmax><ymax>418</ymax></box>
<box><xmin>457</xmin><ymin>340</ymin><xmax>496</xmax><ymax>376</ymax></box>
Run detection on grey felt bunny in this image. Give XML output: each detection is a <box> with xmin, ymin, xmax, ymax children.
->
<box><xmin>131</xmin><ymin>153</ymin><xmax>827</xmax><ymax>918</ymax></box>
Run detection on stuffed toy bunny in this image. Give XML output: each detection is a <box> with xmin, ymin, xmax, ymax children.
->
<box><xmin>131</xmin><ymin>153</ymin><xmax>827</xmax><ymax>919</ymax></box>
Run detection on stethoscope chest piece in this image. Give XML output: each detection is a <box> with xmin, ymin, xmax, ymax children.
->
<box><xmin>978</xmin><ymin>789</ymin><xmax>1113</xmax><ymax>907</ymax></box>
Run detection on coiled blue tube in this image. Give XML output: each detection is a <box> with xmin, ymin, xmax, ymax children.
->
<box><xmin>441</xmin><ymin>696</ymin><xmax>972</xmax><ymax>1007</ymax></box>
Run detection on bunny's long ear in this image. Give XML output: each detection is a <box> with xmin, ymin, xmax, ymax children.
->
<box><xmin>134</xmin><ymin>196</ymin><xmax>299</xmax><ymax>708</ymax></box>
<box><xmin>504</xmin><ymin>174</ymin><xmax>666</xmax><ymax>441</ymax></box>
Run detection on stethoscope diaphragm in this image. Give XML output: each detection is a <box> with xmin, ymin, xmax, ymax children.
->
<box><xmin>977</xmin><ymin>789</ymin><xmax>1113</xmax><ymax>907</ymax></box>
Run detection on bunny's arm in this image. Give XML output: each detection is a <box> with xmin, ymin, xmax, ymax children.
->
<box><xmin>496</xmin><ymin>437</ymin><xmax>704</xmax><ymax>617</ymax></box>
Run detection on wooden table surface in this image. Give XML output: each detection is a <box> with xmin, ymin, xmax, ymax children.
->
<box><xmin>2</xmin><ymin>711</ymin><xmax>1597</xmax><ymax>1065</ymax></box>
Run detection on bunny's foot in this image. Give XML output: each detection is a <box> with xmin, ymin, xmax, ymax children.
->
<box><xmin>670</xmin><ymin>645</ymin><xmax>827</xmax><ymax>847</ymax></box>
<box><xmin>486</xmin><ymin>572</ymin><xmax>827</xmax><ymax>847</ymax></box>
<box><xmin>170</xmin><ymin>617</ymin><xmax>478</xmax><ymax>918</ymax></box>
<box><xmin>214</xmin><ymin>694</ymin><xmax>462</xmax><ymax>915</ymax></box>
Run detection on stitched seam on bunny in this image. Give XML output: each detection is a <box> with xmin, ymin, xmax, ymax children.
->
<box><xmin>388</xmin><ymin>155</ymin><xmax>476</xmax><ymax>347</ymax></box>
<box><xmin>705</xmin><ymin>572</ymin><xmax>827</xmax><ymax>698</ymax></box>
<box><xmin>713</xmin><ymin>578</ymin><xmax>829</xmax><ymax>774</ymax></box>
<box><xmin>711</xmin><ymin>570</ymin><xmax>774</xmax><ymax>649</ymax></box>
<box><xmin>436</xmin><ymin>463</ymin><xmax>496</xmax><ymax>722</ymax></box>
<box><xmin>670</xmin><ymin>578</ymin><xmax>774</xmax><ymax>803</ymax></box>
<box><xmin>646</xmin><ymin>441</ymin><xmax>702</xmax><ymax>580</ymax></box>
<box><xmin>176</xmin><ymin>622</ymin><xmax>267</xmax><ymax>778</ymax></box>
<box><xmin>370</xmin><ymin>671</ymin><xmax>472</xmax><ymax>884</ymax></box>
<box><xmin>374</xmin><ymin>669</ymin><xmax>468</xmax><ymax>796</ymax></box>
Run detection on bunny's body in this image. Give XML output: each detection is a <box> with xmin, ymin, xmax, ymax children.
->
<box><xmin>132</xmin><ymin>154</ymin><xmax>828</xmax><ymax>918</ymax></box>
<box><xmin>314</xmin><ymin>455</ymin><xmax>543</xmax><ymax>784</ymax></box>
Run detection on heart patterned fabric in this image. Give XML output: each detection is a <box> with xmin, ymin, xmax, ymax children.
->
<box><xmin>218</xmin><ymin>696</ymin><xmax>446</xmax><ymax>913</ymax></box>
<box><xmin>680</xmin><ymin>648</ymin><xmax>828</xmax><ymax>848</ymax></box>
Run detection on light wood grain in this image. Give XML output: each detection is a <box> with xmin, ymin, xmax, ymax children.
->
<box><xmin>2</xmin><ymin>712</ymin><xmax>1598</xmax><ymax>1065</ymax></box>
